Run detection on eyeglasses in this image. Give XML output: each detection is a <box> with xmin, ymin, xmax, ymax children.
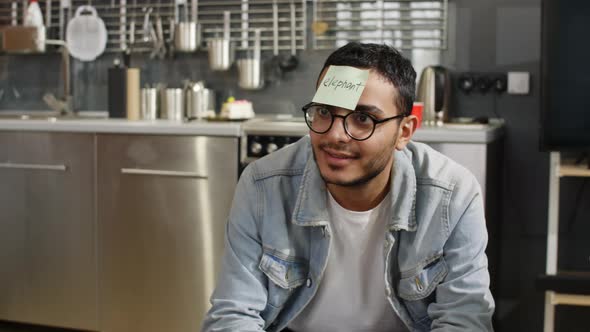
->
<box><xmin>301</xmin><ymin>102</ymin><xmax>406</xmax><ymax>141</ymax></box>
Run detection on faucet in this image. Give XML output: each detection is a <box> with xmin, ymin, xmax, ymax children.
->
<box><xmin>44</xmin><ymin>39</ymin><xmax>73</xmax><ymax>116</ymax></box>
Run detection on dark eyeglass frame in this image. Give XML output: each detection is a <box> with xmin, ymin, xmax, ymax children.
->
<box><xmin>301</xmin><ymin>102</ymin><xmax>406</xmax><ymax>141</ymax></box>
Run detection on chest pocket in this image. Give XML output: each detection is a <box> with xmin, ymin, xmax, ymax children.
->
<box><xmin>258</xmin><ymin>250</ymin><xmax>308</xmax><ymax>326</ymax></box>
<box><xmin>398</xmin><ymin>256</ymin><xmax>448</xmax><ymax>331</ymax></box>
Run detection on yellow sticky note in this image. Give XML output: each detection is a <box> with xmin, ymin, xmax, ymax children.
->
<box><xmin>312</xmin><ymin>66</ymin><xmax>369</xmax><ymax>110</ymax></box>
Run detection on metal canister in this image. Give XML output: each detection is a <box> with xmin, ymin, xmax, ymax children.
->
<box><xmin>161</xmin><ymin>88</ymin><xmax>184</xmax><ymax>121</ymax></box>
<box><xmin>187</xmin><ymin>88</ymin><xmax>215</xmax><ymax>119</ymax></box>
<box><xmin>140</xmin><ymin>88</ymin><xmax>158</xmax><ymax>120</ymax></box>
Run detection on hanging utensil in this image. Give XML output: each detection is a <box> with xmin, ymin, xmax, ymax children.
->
<box><xmin>142</xmin><ymin>7</ymin><xmax>153</xmax><ymax>42</ymax></box>
<box><xmin>128</xmin><ymin>0</ymin><xmax>137</xmax><ymax>48</ymax></box>
<box><xmin>156</xmin><ymin>15</ymin><xmax>166</xmax><ymax>58</ymax></box>
<box><xmin>66</xmin><ymin>5</ymin><xmax>108</xmax><ymax>61</ymax></box>
<box><xmin>45</xmin><ymin>0</ymin><xmax>52</xmax><ymax>28</ymax></box>
<box><xmin>192</xmin><ymin>0</ymin><xmax>202</xmax><ymax>48</ymax></box>
<box><xmin>265</xmin><ymin>1</ymin><xmax>282</xmax><ymax>82</ymax></box>
<box><xmin>207</xmin><ymin>11</ymin><xmax>234</xmax><ymax>71</ymax></box>
<box><xmin>312</xmin><ymin>0</ymin><xmax>328</xmax><ymax>36</ymax></box>
<box><xmin>11</xmin><ymin>1</ymin><xmax>17</xmax><ymax>26</ymax></box>
<box><xmin>167</xmin><ymin>17</ymin><xmax>176</xmax><ymax>57</ymax></box>
<box><xmin>279</xmin><ymin>0</ymin><xmax>298</xmax><ymax>72</ymax></box>
<box><xmin>238</xmin><ymin>28</ymin><xmax>264</xmax><ymax>90</ymax></box>
<box><xmin>58</xmin><ymin>0</ymin><xmax>71</xmax><ymax>40</ymax></box>
<box><xmin>149</xmin><ymin>14</ymin><xmax>166</xmax><ymax>59</ymax></box>
<box><xmin>174</xmin><ymin>0</ymin><xmax>199</xmax><ymax>52</ymax></box>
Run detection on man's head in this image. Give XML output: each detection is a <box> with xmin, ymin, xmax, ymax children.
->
<box><xmin>318</xmin><ymin>42</ymin><xmax>416</xmax><ymax>116</ymax></box>
<box><xmin>307</xmin><ymin>43</ymin><xmax>418</xmax><ymax>193</ymax></box>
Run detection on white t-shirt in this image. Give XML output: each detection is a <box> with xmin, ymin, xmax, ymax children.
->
<box><xmin>288</xmin><ymin>191</ymin><xmax>408</xmax><ymax>332</ymax></box>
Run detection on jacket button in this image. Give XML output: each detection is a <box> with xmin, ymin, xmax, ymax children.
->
<box><xmin>306</xmin><ymin>278</ymin><xmax>312</xmax><ymax>288</ymax></box>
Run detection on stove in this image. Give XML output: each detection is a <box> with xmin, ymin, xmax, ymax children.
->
<box><xmin>240</xmin><ymin>115</ymin><xmax>309</xmax><ymax>166</ymax></box>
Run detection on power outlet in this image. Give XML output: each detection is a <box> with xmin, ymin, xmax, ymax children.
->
<box><xmin>507</xmin><ymin>72</ymin><xmax>530</xmax><ymax>95</ymax></box>
<box><xmin>457</xmin><ymin>73</ymin><xmax>507</xmax><ymax>94</ymax></box>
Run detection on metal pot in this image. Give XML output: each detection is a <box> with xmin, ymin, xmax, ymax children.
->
<box><xmin>208</xmin><ymin>39</ymin><xmax>234</xmax><ymax>70</ymax></box>
<box><xmin>208</xmin><ymin>11</ymin><xmax>234</xmax><ymax>71</ymax></box>
<box><xmin>175</xmin><ymin>22</ymin><xmax>201</xmax><ymax>52</ymax></box>
<box><xmin>237</xmin><ymin>29</ymin><xmax>263</xmax><ymax>90</ymax></box>
<box><xmin>174</xmin><ymin>0</ymin><xmax>201</xmax><ymax>52</ymax></box>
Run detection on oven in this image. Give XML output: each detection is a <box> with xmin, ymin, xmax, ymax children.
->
<box><xmin>240</xmin><ymin>116</ymin><xmax>309</xmax><ymax>172</ymax></box>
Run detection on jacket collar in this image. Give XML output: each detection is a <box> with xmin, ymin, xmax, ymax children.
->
<box><xmin>291</xmin><ymin>143</ymin><xmax>417</xmax><ymax>232</ymax></box>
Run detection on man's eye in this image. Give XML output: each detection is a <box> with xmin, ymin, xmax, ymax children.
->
<box><xmin>352</xmin><ymin>112</ymin><xmax>372</xmax><ymax>124</ymax></box>
<box><xmin>317</xmin><ymin>107</ymin><xmax>331</xmax><ymax>117</ymax></box>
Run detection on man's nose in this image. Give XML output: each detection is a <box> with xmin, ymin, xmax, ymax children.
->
<box><xmin>326</xmin><ymin>115</ymin><xmax>351</xmax><ymax>142</ymax></box>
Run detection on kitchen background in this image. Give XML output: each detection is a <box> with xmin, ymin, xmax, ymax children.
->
<box><xmin>1</xmin><ymin>0</ymin><xmax>589</xmax><ymax>331</ymax></box>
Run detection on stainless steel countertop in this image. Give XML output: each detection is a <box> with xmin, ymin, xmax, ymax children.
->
<box><xmin>0</xmin><ymin>112</ymin><xmax>504</xmax><ymax>143</ymax></box>
<box><xmin>0</xmin><ymin>117</ymin><xmax>243</xmax><ymax>137</ymax></box>
<box><xmin>242</xmin><ymin>115</ymin><xmax>505</xmax><ymax>144</ymax></box>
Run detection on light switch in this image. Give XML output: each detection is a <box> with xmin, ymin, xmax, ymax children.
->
<box><xmin>507</xmin><ymin>72</ymin><xmax>530</xmax><ymax>95</ymax></box>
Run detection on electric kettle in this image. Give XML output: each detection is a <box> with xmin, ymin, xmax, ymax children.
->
<box><xmin>416</xmin><ymin>66</ymin><xmax>450</xmax><ymax>126</ymax></box>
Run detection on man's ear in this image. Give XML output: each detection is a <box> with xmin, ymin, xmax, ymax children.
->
<box><xmin>395</xmin><ymin>115</ymin><xmax>418</xmax><ymax>150</ymax></box>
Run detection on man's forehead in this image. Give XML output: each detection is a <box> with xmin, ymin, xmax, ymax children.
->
<box><xmin>312</xmin><ymin>66</ymin><xmax>370</xmax><ymax>110</ymax></box>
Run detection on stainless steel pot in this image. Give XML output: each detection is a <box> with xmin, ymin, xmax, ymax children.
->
<box><xmin>237</xmin><ymin>59</ymin><xmax>264</xmax><ymax>90</ymax></box>
<box><xmin>208</xmin><ymin>11</ymin><xmax>233</xmax><ymax>71</ymax></box>
<box><xmin>174</xmin><ymin>0</ymin><xmax>201</xmax><ymax>52</ymax></box>
<box><xmin>175</xmin><ymin>22</ymin><xmax>201</xmax><ymax>52</ymax></box>
<box><xmin>237</xmin><ymin>29</ymin><xmax>263</xmax><ymax>90</ymax></box>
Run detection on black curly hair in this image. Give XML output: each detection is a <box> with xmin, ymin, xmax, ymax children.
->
<box><xmin>318</xmin><ymin>42</ymin><xmax>416</xmax><ymax>116</ymax></box>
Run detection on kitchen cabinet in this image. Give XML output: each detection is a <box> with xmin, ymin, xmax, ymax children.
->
<box><xmin>97</xmin><ymin>134</ymin><xmax>238</xmax><ymax>332</ymax></box>
<box><xmin>0</xmin><ymin>132</ymin><xmax>28</xmax><ymax>323</ymax></box>
<box><xmin>0</xmin><ymin>132</ymin><xmax>98</xmax><ymax>330</ymax></box>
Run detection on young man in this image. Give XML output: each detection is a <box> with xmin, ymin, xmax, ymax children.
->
<box><xmin>202</xmin><ymin>42</ymin><xmax>495</xmax><ymax>332</ymax></box>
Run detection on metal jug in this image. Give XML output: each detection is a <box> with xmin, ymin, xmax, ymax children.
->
<box><xmin>416</xmin><ymin>66</ymin><xmax>450</xmax><ymax>126</ymax></box>
<box><xmin>186</xmin><ymin>82</ymin><xmax>216</xmax><ymax>119</ymax></box>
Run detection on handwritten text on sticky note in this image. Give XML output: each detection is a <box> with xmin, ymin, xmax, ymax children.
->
<box><xmin>312</xmin><ymin>66</ymin><xmax>369</xmax><ymax>110</ymax></box>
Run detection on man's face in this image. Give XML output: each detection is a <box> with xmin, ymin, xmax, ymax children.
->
<box><xmin>310</xmin><ymin>69</ymin><xmax>403</xmax><ymax>187</ymax></box>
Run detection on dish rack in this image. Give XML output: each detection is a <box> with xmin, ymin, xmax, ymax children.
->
<box><xmin>0</xmin><ymin>0</ymin><xmax>449</xmax><ymax>54</ymax></box>
<box><xmin>311</xmin><ymin>0</ymin><xmax>448</xmax><ymax>50</ymax></box>
<box><xmin>0</xmin><ymin>0</ymin><xmax>307</xmax><ymax>54</ymax></box>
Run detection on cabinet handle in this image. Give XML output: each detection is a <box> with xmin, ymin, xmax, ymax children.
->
<box><xmin>120</xmin><ymin>168</ymin><xmax>208</xmax><ymax>179</ymax></box>
<box><xmin>0</xmin><ymin>162</ymin><xmax>68</xmax><ymax>171</ymax></box>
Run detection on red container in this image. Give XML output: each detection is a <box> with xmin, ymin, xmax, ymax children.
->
<box><xmin>411</xmin><ymin>102</ymin><xmax>424</xmax><ymax>129</ymax></box>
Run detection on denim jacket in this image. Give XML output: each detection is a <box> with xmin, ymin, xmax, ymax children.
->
<box><xmin>202</xmin><ymin>136</ymin><xmax>495</xmax><ymax>332</ymax></box>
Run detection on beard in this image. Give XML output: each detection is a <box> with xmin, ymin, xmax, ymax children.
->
<box><xmin>312</xmin><ymin>139</ymin><xmax>396</xmax><ymax>187</ymax></box>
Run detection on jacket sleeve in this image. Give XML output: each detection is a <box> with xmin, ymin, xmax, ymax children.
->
<box><xmin>201</xmin><ymin>164</ymin><xmax>269</xmax><ymax>332</ymax></box>
<box><xmin>429</xmin><ymin>176</ymin><xmax>495</xmax><ymax>331</ymax></box>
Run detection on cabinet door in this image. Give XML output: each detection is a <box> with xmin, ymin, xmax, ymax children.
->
<box><xmin>0</xmin><ymin>132</ymin><xmax>28</xmax><ymax>322</ymax></box>
<box><xmin>97</xmin><ymin>135</ymin><xmax>238</xmax><ymax>332</ymax></box>
<box><xmin>20</xmin><ymin>133</ymin><xmax>98</xmax><ymax>330</ymax></box>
